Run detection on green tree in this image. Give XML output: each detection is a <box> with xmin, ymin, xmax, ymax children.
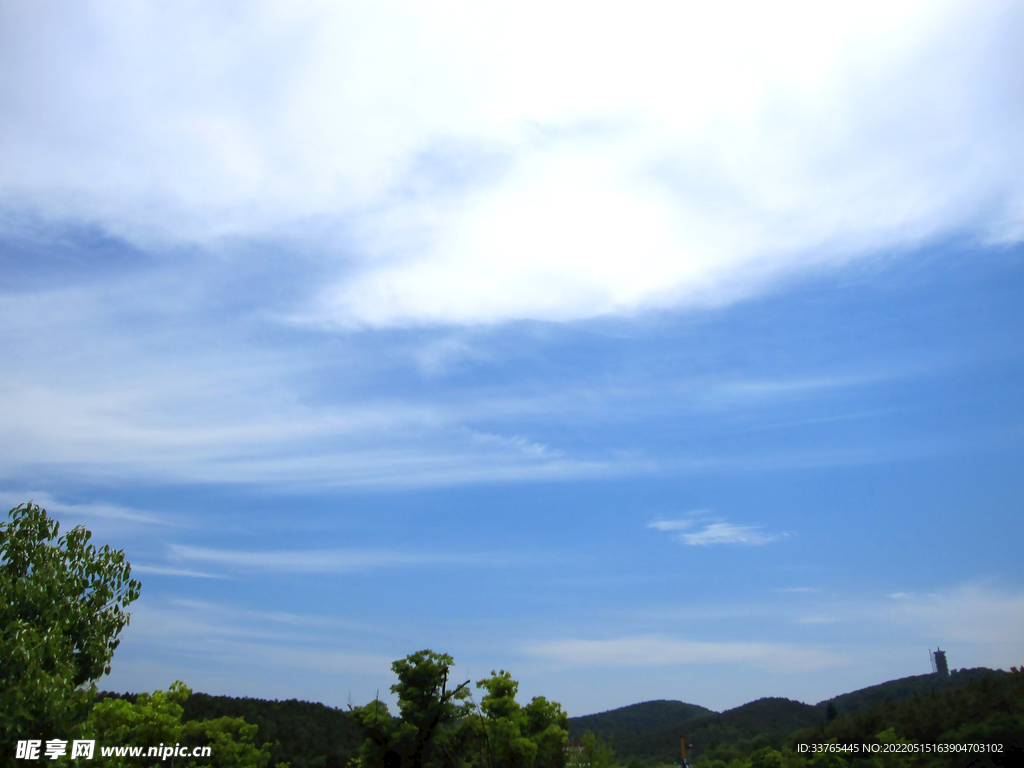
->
<box><xmin>461</xmin><ymin>671</ymin><xmax>569</xmax><ymax>768</ymax></box>
<box><xmin>352</xmin><ymin>655</ymin><xmax>568</xmax><ymax>768</ymax></box>
<box><xmin>87</xmin><ymin>681</ymin><xmax>274</xmax><ymax>768</ymax></box>
<box><xmin>748</xmin><ymin>747</ymin><xmax>783</xmax><ymax>768</ymax></box>
<box><xmin>578</xmin><ymin>732</ymin><xmax>615</xmax><ymax>768</ymax></box>
<box><xmin>473</xmin><ymin>674</ymin><xmax>569</xmax><ymax>768</ymax></box>
<box><xmin>521</xmin><ymin>697</ymin><xmax>568</xmax><ymax>768</ymax></box>
<box><xmin>471</xmin><ymin>672</ymin><xmax>536</xmax><ymax>768</ymax></box>
<box><xmin>391</xmin><ymin>650</ymin><xmax>473</xmax><ymax>768</ymax></box>
<box><xmin>349</xmin><ymin>697</ymin><xmax>417</xmax><ymax>768</ymax></box>
<box><xmin>1</xmin><ymin>502</ymin><xmax>141</xmax><ymax>751</ymax></box>
<box><xmin>88</xmin><ymin>683</ymin><xmax>187</xmax><ymax>762</ymax></box>
<box><xmin>351</xmin><ymin>650</ymin><xmax>473</xmax><ymax>768</ymax></box>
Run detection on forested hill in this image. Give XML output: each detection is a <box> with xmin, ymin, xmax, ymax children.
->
<box><xmin>94</xmin><ymin>667</ymin><xmax>1007</xmax><ymax>767</ymax></box>
<box><xmin>567</xmin><ymin>667</ymin><xmax>1007</xmax><ymax>763</ymax></box>
<box><xmin>593</xmin><ymin>698</ymin><xmax>822</xmax><ymax>762</ymax></box>
<box><xmin>569</xmin><ymin>700</ymin><xmax>714</xmax><ymax>738</ymax></box>
<box><xmin>815</xmin><ymin>666</ymin><xmax>1006</xmax><ymax>718</ymax></box>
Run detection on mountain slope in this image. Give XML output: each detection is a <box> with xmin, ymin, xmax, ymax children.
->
<box><xmin>569</xmin><ymin>700</ymin><xmax>714</xmax><ymax>738</ymax></box>
<box><xmin>816</xmin><ymin>667</ymin><xmax>1007</xmax><ymax>718</ymax></box>
<box><xmin>607</xmin><ymin>698</ymin><xmax>822</xmax><ymax>762</ymax></box>
<box><xmin>566</xmin><ymin>668</ymin><xmax>1008</xmax><ymax>763</ymax></box>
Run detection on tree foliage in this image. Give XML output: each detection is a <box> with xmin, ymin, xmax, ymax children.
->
<box><xmin>786</xmin><ymin>666</ymin><xmax>1024</xmax><ymax>765</ymax></box>
<box><xmin>351</xmin><ymin>654</ymin><xmax>569</xmax><ymax>768</ymax></box>
<box><xmin>350</xmin><ymin>650</ymin><xmax>472</xmax><ymax>768</ymax></box>
<box><xmin>576</xmin><ymin>732</ymin><xmax>615</xmax><ymax>768</ymax></box>
<box><xmin>1</xmin><ymin>503</ymin><xmax>141</xmax><ymax>748</ymax></box>
<box><xmin>174</xmin><ymin>692</ymin><xmax>361</xmax><ymax>768</ymax></box>
<box><xmin>87</xmin><ymin>681</ymin><xmax>274</xmax><ymax>768</ymax></box>
<box><xmin>465</xmin><ymin>671</ymin><xmax>569</xmax><ymax>768</ymax></box>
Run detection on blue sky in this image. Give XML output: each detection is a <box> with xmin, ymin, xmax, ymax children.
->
<box><xmin>2</xmin><ymin>1</ymin><xmax>1023</xmax><ymax>715</ymax></box>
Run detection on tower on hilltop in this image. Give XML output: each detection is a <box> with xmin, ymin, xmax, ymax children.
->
<box><xmin>930</xmin><ymin>647</ymin><xmax>949</xmax><ymax>677</ymax></box>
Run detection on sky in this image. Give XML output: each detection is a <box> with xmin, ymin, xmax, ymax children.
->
<box><xmin>1</xmin><ymin>0</ymin><xmax>1023</xmax><ymax>716</ymax></box>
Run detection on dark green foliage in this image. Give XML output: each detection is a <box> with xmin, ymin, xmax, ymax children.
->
<box><xmin>600</xmin><ymin>697</ymin><xmax>821</xmax><ymax>763</ymax></box>
<box><xmin>90</xmin><ymin>682</ymin><xmax>273</xmax><ymax>768</ymax></box>
<box><xmin>789</xmin><ymin>667</ymin><xmax>1024</xmax><ymax>765</ymax></box>
<box><xmin>348</xmin><ymin>697</ymin><xmax>414</xmax><ymax>768</ymax></box>
<box><xmin>565</xmin><ymin>668</ymin><xmax>1015</xmax><ymax>766</ymax></box>
<box><xmin>349</xmin><ymin>650</ymin><xmax>473</xmax><ymax>768</ymax></box>
<box><xmin>349</xmin><ymin>654</ymin><xmax>569</xmax><ymax>768</ymax></box>
<box><xmin>577</xmin><ymin>732</ymin><xmax>616</xmax><ymax>768</ymax></box>
<box><xmin>462</xmin><ymin>670</ymin><xmax>569</xmax><ymax>768</ymax></box>
<box><xmin>813</xmin><ymin>668</ymin><xmax>1007</xmax><ymax>720</ymax></box>
<box><xmin>391</xmin><ymin>650</ymin><xmax>473</xmax><ymax>768</ymax></box>
<box><xmin>521</xmin><ymin>696</ymin><xmax>570</xmax><ymax>768</ymax></box>
<box><xmin>1</xmin><ymin>503</ymin><xmax>141</xmax><ymax>755</ymax></box>
<box><xmin>179</xmin><ymin>692</ymin><xmax>363</xmax><ymax>768</ymax></box>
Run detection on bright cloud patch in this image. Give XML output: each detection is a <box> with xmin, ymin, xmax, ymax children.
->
<box><xmin>2</xmin><ymin>1</ymin><xmax>1022</xmax><ymax>327</ymax></box>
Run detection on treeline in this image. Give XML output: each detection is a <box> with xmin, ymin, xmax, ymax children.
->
<box><xmin>818</xmin><ymin>667</ymin><xmax>1008</xmax><ymax>719</ymax></box>
<box><xmin>347</xmin><ymin>652</ymin><xmax>572</xmax><ymax>768</ymax></box>
<box><xmin>579</xmin><ymin>698</ymin><xmax>821</xmax><ymax>766</ymax></box>
<box><xmin>568</xmin><ymin>668</ymin><xmax>1018</xmax><ymax>767</ymax></box>
<box><xmin>686</xmin><ymin>668</ymin><xmax>1024</xmax><ymax>768</ymax></box>
<box><xmin>785</xmin><ymin>666</ymin><xmax>1024</xmax><ymax>766</ymax></box>
<box><xmin>93</xmin><ymin>651</ymin><xmax>576</xmax><ymax>768</ymax></box>
<box><xmin>96</xmin><ymin>690</ymin><xmax>362</xmax><ymax>768</ymax></box>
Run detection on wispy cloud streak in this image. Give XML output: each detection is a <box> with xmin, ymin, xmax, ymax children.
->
<box><xmin>169</xmin><ymin>544</ymin><xmax>514</xmax><ymax>574</ymax></box>
<box><xmin>525</xmin><ymin>635</ymin><xmax>846</xmax><ymax>671</ymax></box>
<box><xmin>649</xmin><ymin>515</ymin><xmax>782</xmax><ymax>546</ymax></box>
<box><xmin>0</xmin><ymin>491</ymin><xmax>176</xmax><ymax>526</ymax></box>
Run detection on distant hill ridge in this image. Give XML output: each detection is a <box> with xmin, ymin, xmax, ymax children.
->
<box><xmin>571</xmin><ymin>697</ymin><xmax>821</xmax><ymax>762</ymax></box>
<box><xmin>569</xmin><ymin>700</ymin><xmax>714</xmax><ymax>736</ymax></box>
<box><xmin>99</xmin><ymin>666</ymin><xmax>1007</xmax><ymax>766</ymax></box>
<box><xmin>567</xmin><ymin>667</ymin><xmax>1005</xmax><ymax>762</ymax></box>
<box><xmin>816</xmin><ymin>666</ymin><xmax>1004</xmax><ymax>717</ymax></box>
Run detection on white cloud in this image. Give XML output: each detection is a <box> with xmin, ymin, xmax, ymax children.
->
<box><xmin>797</xmin><ymin>616</ymin><xmax>845</xmax><ymax>625</ymax></box>
<box><xmin>0</xmin><ymin>490</ymin><xmax>175</xmax><ymax>526</ymax></box>
<box><xmin>525</xmin><ymin>634</ymin><xmax>847</xmax><ymax>671</ymax></box>
<box><xmin>681</xmin><ymin>522</ymin><xmax>780</xmax><ymax>546</ymax></box>
<box><xmin>2</xmin><ymin>1</ymin><xmax>1022</xmax><ymax>326</ymax></box>
<box><xmin>131</xmin><ymin>565</ymin><xmax>228</xmax><ymax>579</ymax></box>
<box><xmin>650</xmin><ymin>514</ymin><xmax>782</xmax><ymax>546</ymax></box>
<box><xmin>647</xmin><ymin>518</ymin><xmax>698</xmax><ymax>532</ymax></box>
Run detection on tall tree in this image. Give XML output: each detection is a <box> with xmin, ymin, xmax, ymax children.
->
<box><xmin>385</xmin><ymin>650</ymin><xmax>472</xmax><ymax>768</ymax></box>
<box><xmin>352</xmin><ymin>655</ymin><xmax>568</xmax><ymax>768</ymax></box>
<box><xmin>466</xmin><ymin>671</ymin><xmax>568</xmax><ymax>768</ymax></box>
<box><xmin>1</xmin><ymin>503</ymin><xmax>141</xmax><ymax>753</ymax></box>
<box><xmin>472</xmin><ymin>671</ymin><xmax>536</xmax><ymax>768</ymax></box>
